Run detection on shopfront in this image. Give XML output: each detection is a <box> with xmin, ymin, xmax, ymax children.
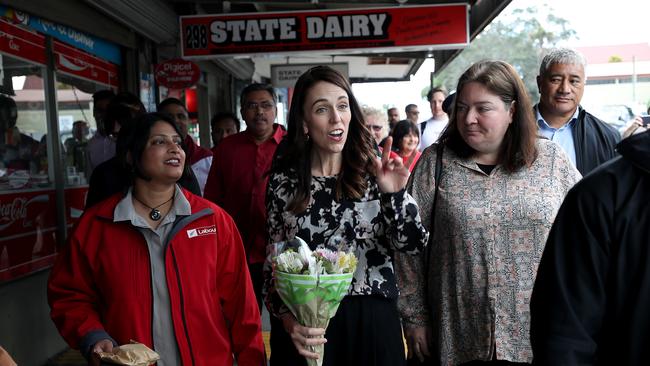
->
<box><xmin>0</xmin><ymin>6</ymin><xmax>125</xmax><ymax>364</ymax></box>
<box><xmin>0</xmin><ymin>7</ymin><xmax>121</xmax><ymax>284</ymax></box>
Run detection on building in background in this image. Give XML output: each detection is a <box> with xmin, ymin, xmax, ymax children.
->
<box><xmin>578</xmin><ymin>43</ymin><xmax>650</xmax><ymax>130</ymax></box>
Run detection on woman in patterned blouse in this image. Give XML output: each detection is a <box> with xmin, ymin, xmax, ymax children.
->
<box><xmin>263</xmin><ymin>66</ymin><xmax>429</xmax><ymax>366</ymax></box>
<box><xmin>395</xmin><ymin>60</ymin><xmax>581</xmax><ymax>366</ymax></box>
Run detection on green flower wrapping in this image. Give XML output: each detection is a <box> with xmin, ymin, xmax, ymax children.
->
<box><xmin>272</xmin><ymin>237</ymin><xmax>357</xmax><ymax>366</ymax></box>
<box><xmin>274</xmin><ymin>271</ymin><xmax>354</xmax><ymax>366</ymax></box>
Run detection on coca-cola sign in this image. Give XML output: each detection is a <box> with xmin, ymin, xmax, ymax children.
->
<box><xmin>0</xmin><ymin>187</ymin><xmax>87</xmax><ymax>283</ymax></box>
<box><xmin>155</xmin><ymin>58</ymin><xmax>201</xmax><ymax>89</ymax></box>
<box><xmin>0</xmin><ymin>194</ymin><xmax>49</xmax><ymax>231</ymax></box>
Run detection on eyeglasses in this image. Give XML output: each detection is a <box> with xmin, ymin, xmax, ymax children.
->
<box><xmin>244</xmin><ymin>102</ymin><xmax>275</xmax><ymax>111</ymax></box>
<box><xmin>367</xmin><ymin>125</ymin><xmax>383</xmax><ymax>131</ymax></box>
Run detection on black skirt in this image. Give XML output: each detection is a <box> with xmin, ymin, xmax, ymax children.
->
<box><xmin>270</xmin><ymin>295</ymin><xmax>406</xmax><ymax>366</ymax></box>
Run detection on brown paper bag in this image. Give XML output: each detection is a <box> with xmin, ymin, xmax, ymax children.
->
<box><xmin>97</xmin><ymin>342</ymin><xmax>159</xmax><ymax>366</ymax></box>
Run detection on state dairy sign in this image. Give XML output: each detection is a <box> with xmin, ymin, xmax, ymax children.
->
<box><xmin>180</xmin><ymin>4</ymin><xmax>469</xmax><ymax>59</ymax></box>
<box><xmin>272</xmin><ymin>63</ymin><xmax>349</xmax><ymax>88</ymax></box>
<box><xmin>155</xmin><ymin>58</ymin><xmax>201</xmax><ymax>89</ymax></box>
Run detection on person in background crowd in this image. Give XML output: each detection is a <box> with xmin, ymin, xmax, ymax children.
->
<box><xmin>442</xmin><ymin>92</ymin><xmax>456</xmax><ymax>115</ymax></box>
<box><xmin>64</xmin><ymin>120</ymin><xmax>90</xmax><ymax>176</ymax></box>
<box><xmin>363</xmin><ymin>105</ymin><xmax>388</xmax><ymax>147</ymax></box>
<box><xmin>158</xmin><ymin>98</ymin><xmax>212</xmax><ymax>195</ymax></box>
<box><xmin>204</xmin><ymin>83</ymin><xmax>286</xmax><ymax>313</ymax></box>
<box><xmin>102</xmin><ymin>93</ymin><xmax>145</xmax><ymax>141</ymax></box>
<box><xmin>535</xmin><ymin>48</ymin><xmax>619</xmax><ymax>175</ymax></box>
<box><xmin>263</xmin><ymin>66</ymin><xmax>428</xmax><ymax>366</ymax></box>
<box><xmin>404</xmin><ymin>104</ymin><xmax>420</xmax><ymax>125</ymax></box>
<box><xmin>48</xmin><ymin>112</ymin><xmax>265</xmax><ymax>366</ymax></box>
<box><xmin>419</xmin><ymin>87</ymin><xmax>449</xmax><ymax>151</ymax></box>
<box><xmin>0</xmin><ymin>94</ymin><xmax>39</xmax><ymax>173</ymax></box>
<box><xmin>210</xmin><ymin>111</ymin><xmax>240</xmax><ymax>152</ymax></box>
<box><xmin>86</xmin><ymin>90</ymin><xmax>116</xmax><ymax>176</ymax></box>
<box><xmin>86</xmin><ymin>98</ymin><xmax>200</xmax><ymax>209</ymax></box>
<box><xmin>621</xmin><ymin>113</ymin><xmax>649</xmax><ymax>139</ymax></box>
<box><xmin>531</xmin><ymin>129</ymin><xmax>650</xmax><ymax>366</ymax></box>
<box><xmin>395</xmin><ymin>60</ymin><xmax>580</xmax><ymax>366</ymax></box>
<box><xmin>392</xmin><ymin>120</ymin><xmax>421</xmax><ymax>172</ymax></box>
<box><xmin>387</xmin><ymin>107</ymin><xmax>401</xmax><ymax>132</ymax></box>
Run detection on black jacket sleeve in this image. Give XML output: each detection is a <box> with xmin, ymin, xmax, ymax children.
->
<box><xmin>530</xmin><ymin>173</ymin><xmax>614</xmax><ymax>365</ymax></box>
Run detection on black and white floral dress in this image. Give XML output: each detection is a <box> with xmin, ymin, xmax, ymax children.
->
<box><xmin>263</xmin><ymin>170</ymin><xmax>428</xmax><ymax>366</ymax></box>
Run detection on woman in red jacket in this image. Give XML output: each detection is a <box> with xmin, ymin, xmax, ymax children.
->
<box><xmin>48</xmin><ymin>113</ymin><xmax>265</xmax><ymax>366</ymax></box>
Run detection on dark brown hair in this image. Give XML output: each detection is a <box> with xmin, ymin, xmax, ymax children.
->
<box><xmin>270</xmin><ymin>66</ymin><xmax>375</xmax><ymax>213</ymax></box>
<box><xmin>121</xmin><ymin>112</ymin><xmax>192</xmax><ymax>185</ymax></box>
<box><xmin>439</xmin><ymin>60</ymin><xmax>538</xmax><ymax>172</ymax></box>
<box><xmin>391</xmin><ymin>120</ymin><xmax>420</xmax><ymax>153</ymax></box>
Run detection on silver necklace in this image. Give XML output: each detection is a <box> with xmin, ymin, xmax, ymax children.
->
<box><xmin>133</xmin><ymin>193</ymin><xmax>174</xmax><ymax>221</ymax></box>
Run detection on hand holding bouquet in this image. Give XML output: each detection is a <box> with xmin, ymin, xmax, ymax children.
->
<box><xmin>272</xmin><ymin>237</ymin><xmax>357</xmax><ymax>366</ymax></box>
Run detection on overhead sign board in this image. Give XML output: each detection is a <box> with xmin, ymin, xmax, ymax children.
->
<box><xmin>180</xmin><ymin>4</ymin><xmax>469</xmax><ymax>59</ymax></box>
<box><xmin>155</xmin><ymin>58</ymin><xmax>201</xmax><ymax>89</ymax></box>
<box><xmin>0</xmin><ymin>5</ymin><xmax>122</xmax><ymax>65</ymax></box>
<box><xmin>271</xmin><ymin>63</ymin><xmax>349</xmax><ymax>88</ymax></box>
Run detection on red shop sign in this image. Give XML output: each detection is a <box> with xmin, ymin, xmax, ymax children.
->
<box><xmin>155</xmin><ymin>58</ymin><xmax>201</xmax><ymax>89</ymax></box>
<box><xmin>180</xmin><ymin>4</ymin><xmax>469</xmax><ymax>59</ymax></box>
<box><xmin>54</xmin><ymin>40</ymin><xmax>120</xmax><ymax>89</ymax></box>
<box><xmin>0</xmin><ymin>18</ymin><xmax>47</xmax><ymax>65</ymax></box>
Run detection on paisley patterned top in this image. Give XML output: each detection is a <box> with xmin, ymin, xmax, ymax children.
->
<box><xmin>394</xmin><ymin>139</ymin><xmax>581</xmax><ymax>365</ymax></box>
<box><xmin>263</xmin><ymin>171</ymin><xmax>429</xmax><ymax>317</ymax></box>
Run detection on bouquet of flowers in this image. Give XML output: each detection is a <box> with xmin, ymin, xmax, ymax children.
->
<box><xmin>272</xmin><ymin>237</ymin><xmax>357</xmax><ymax>366</ymax></box>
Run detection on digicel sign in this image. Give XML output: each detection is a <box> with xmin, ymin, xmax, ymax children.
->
<box><xmin>155</xmin><ymin>58</ymin><xmax>201</xmax><ymax>89</ymax></box>
<box><xmin>180</xmin><ymin>4</ymin><xmax>468</xmax><ymax>58</ymax></box>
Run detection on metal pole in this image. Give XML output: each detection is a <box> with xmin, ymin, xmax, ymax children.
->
<box><xmin>632</xmin><ymin>55</ymin><xmax>637</xmax><ymax>102</ymax></box>
<box><xmin>43</xmin><ymin>36</ymin><xmax>68</xmax><ymax>245</ymax></box>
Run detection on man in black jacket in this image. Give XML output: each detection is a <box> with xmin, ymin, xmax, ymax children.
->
<box><xmin>535</xmin><ymin>48</ymin><xmax>619</xmax><ymax>175</ymax></box>
<box><xmin>530</xmin><ymin>129</ymin><xmax>650</xmax><ymax>365</ymax></box>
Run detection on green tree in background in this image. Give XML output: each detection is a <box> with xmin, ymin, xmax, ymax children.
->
<box><xmin>434</xmin><ymin>5</ymin><xmax>577</xmax><ymax>102</ymax></box>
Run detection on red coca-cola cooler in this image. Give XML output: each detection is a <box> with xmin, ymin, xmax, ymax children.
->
<box><xmin>0</xmin><ymin>189</ymin><xmax>57</xmax><ymax>281</ymax></box>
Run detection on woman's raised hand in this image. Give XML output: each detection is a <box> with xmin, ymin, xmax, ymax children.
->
<box><xmin>370</xmin><ymin>136</ymin><xmax>410</xmax><ymax>193</ymax></box>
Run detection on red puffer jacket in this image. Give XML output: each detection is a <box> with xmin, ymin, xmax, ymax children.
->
<box><xmin>48</xmin><ymin>189</ymin><xmax>265</xmax><ymax>366</ymax></box>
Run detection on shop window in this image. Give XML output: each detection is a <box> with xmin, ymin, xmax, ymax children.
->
<box><xmin>0</xmin><ymin>11</ymin><xmax>121</xmax><ymax>283</ymax></box>
<box><xmin>0</xmin><ymin>55</ymin><xmax>56</xmax><ymax>281</ymax></box>
<box><xmin>0</xmin><ymin>57</ymin><xmax>49</xmax><ymax>189</ymax></box>
<box><xmin>55</xmin><ymin>75</ymin><xmax>109</xmax><ymax>185</ymax></box>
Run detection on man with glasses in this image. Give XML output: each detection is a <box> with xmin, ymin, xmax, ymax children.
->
<box><xmin>204</xmin><ymin>83</ymin><xmax>286</xmax><ymax>312</ymax></box>
<box><xmin>158</xmin><ymin>98</ymin><xmax>213</xmax><ymax>195</ymax></box>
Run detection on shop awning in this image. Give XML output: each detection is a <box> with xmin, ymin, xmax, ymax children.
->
<box><xmin>81</xmin><ymin>0</ymin><xmax>510</xmax><ymax>82</ymax></box>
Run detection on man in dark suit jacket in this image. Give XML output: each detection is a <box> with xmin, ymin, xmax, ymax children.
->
<box><xmin>534</xmin><ymin>48</ymin><xmax>619</xmax><ymax>175</ymax></box>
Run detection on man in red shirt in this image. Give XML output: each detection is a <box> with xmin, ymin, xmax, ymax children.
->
<box><xmin>159</xmin><ymin>98</ymin><xmax>213</xmax><ymax>195</ymax></box>
<box><xmin>204</xmin><ymin>84</ymin><xmax>285</xmax><ymax>311</ymax></box>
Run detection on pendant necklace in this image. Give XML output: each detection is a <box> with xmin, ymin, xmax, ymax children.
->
<box><xmin>133</xmin><ymin>192</ymin><xmax>174</xmax><ymax>221</ymax></box>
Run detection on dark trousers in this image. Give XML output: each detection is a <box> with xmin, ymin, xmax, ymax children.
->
<box><xmin>270</xmin><ymin>295</ymin><xmax>406</xmax><ymax>366</ymax></box>
<box><xmin>248</xmin><ymin>262</ymin><xmax>264</xmax><ymax>314</ymax></box>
